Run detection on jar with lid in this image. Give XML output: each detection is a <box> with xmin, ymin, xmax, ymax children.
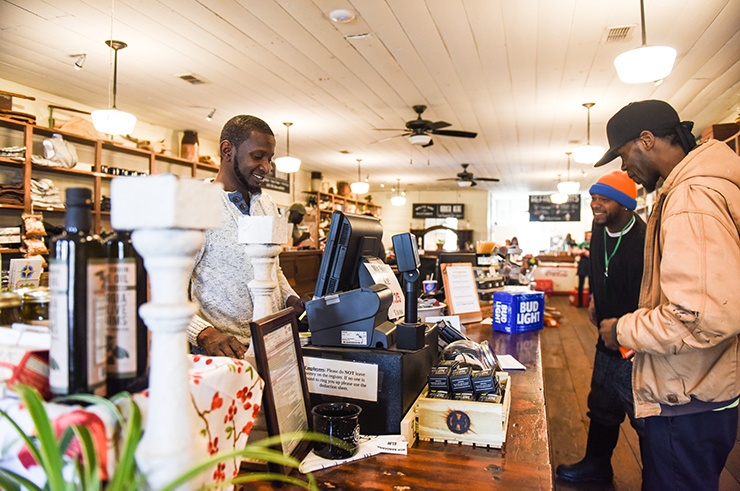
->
<box><xmin>22</xmin><ymin>287</ymin><xmax>50</xmax><ymax>325</ymax></box>
<box><xmin>0</xmin><ymin>291</ymin><xmax>22</xmax><ymax>327</ymax></box>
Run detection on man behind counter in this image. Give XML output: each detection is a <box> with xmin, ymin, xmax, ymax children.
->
<box><xmin>187</xmin><ymin>115</ymin><xmax>308</xmax><ymax>358</ymax></box>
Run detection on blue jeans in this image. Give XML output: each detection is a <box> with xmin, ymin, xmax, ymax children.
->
<box><xmin>641</xmin><ymin>405</ymin><xmax>738</xmax><ymax>490</ymax></box>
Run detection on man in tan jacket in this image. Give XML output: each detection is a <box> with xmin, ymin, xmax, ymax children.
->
<box><xmin>595</xmin><ymin>100</ymin><xmax>740</xmax><ymax>490</ymax></box>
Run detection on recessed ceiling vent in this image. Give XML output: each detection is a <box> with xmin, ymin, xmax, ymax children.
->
<box><xmin>176</xmin><ymin>73</ymin><xmax>207</xmax><ymax>85</ymax></box>
<box><xmin>604</xmin><ymin>25</ymin><xmax>635</xmax><ymax>44</ymax></box>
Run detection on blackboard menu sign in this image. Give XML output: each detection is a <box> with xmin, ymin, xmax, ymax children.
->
<box><xmin>262</xmin><ymin>168</ymin><xmax>290</xmax><ymax>193</ymax></box>
<box><xmin>529</xmin><ymin>195</ymin><xmax>581</xmax><ymax>222</ymax></box>
<box><xmin>413</xmin><ymin>203</ymin><xmax>465</xmax><ymax>219</ymax></box>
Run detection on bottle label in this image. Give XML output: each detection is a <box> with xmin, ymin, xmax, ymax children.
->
<box><xmin>107</xmin><ymin>258</ymin><xmax>138</xmax><ymax>378</ymax></box>
<box><xmin>88</xmin><ymin>259</ymin><xmax>108</xmax><ymax>395</ymax></box>
<box><xmin>49</xmin><ymin>260</ymin><xmax>69</xmax><ymax>394</ymax></box>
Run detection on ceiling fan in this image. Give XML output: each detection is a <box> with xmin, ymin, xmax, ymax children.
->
<box><xmin>437</xmin><ymin>163</ymin><xmax>500</xmax><ymax>187</ymax></box>
<box><xmin>374</xmin><ymin>105</ymin><xmax>478</xmax><ymax>147</ymax></box>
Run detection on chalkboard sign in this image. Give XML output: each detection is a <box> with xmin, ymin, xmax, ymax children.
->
<box><xmin>262</xmin><ymin>168</ymin><xmax>290</xmax><ymax>193</ymax></box>
<box><xmin>529</xmin><ymin>194</ymin><xmax>580</xmax><ymax>222</ymax></box>
<box><xmin>413</xmin><ymin>203</ymin><xmax>465</xmax><ymax>219</ymax></box>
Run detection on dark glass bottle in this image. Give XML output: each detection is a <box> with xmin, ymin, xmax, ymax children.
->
<box><xmin>104</xmin><ymin>230</ymin><xmax>149</xmax><ymax>394</ymax></box>
<box><xmin>49</xmin><ymin>188</ymin><xmax>108</xmax><ymax>396</ymax></box>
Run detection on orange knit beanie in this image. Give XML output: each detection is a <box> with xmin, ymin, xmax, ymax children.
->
<box><xmin>588</xmin><ymin>170</ymin><xmax>638</xmax><ymax>210</ymax></box>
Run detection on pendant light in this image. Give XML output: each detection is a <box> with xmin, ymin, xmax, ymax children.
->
<box><xmin>350</xmin><ymin>158</ymin><xmax>370</xmax><ymax>195</ymax></box>
<box><xmin>551</xmin><ymin>174</ymin><xmax>569</xmax><ymax>204</ymax></box>
<box><xmin>91</xmin><ymin>39</ymin><xmax>137</xmax><ymax>135</ymax></box>
<box><xmin>614</xmin><ymin>0</ymin><xmax>677</xmax><ymax>84</ymax></box>
<box><xmin>572</xmin><ymin>103</ymin><xmax>605</xmax><ymax>164</ymax></box>
<box><xmin>557</xmin><ymin>152</ymin><xmax>580</xmax><ymax>195</ymax></box>
<box><xmin>274</xmin><ymin>122</ymin><xmax>301</xmax><ymax>173</ymax></box>
<box><xmin>390</xmin><ymin>179</ymin><xmax>406</xmax><ymax>207</ymax></box>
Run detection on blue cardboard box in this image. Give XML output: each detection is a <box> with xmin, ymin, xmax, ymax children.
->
<box><xmin>493</xmin><ymin>290</ymin><xmax>545</xmax><ymax>333</ymax></box>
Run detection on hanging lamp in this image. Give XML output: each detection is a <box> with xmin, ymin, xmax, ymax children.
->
<box><xmin>390</xmin><ymin>179</ymin><xmax>406</xmax><ymax>206</ymax></box>
<box><xmin>557</xmin><ymin>152</ymin><xmax>580</xmax><ymax>195</ymax></box>
<box><xmin>614</xmin><ymin>0</ymin><xmax>677</xmax><ymax>84</ymax></box>
<box><xmin>572</xmin><ymin>103</ymin><xmax>605</xmax><ymax>164</ymax></box>
<box><xmin>350</xmin><ymin>158</ymin><xmax>370</xmax><ymax>195</ymax></box>
<box><xmin>274</xmin><ymin>122</ymin><xmax>301</xmax><ymax>173</ymax></box>
<box><xmin>91</xmin><ymin>39</ymin><xmax>137</xmax><ymax>135</ymax></box>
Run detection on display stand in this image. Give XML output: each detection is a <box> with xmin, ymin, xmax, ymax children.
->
<box><xmin>440</xmin><ymin>262</ymin><xmax>482</xmax><ymax>323</ymax></box>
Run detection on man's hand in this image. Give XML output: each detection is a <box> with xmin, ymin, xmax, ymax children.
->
<box><xmin>599</xmin><ymin>318</ymin><xmax>620</xmax><ymax>351</ymax></box>
<box><xmin>197</xmin><ymin>326</ymin><xmax>247</xmax><ymax>359</ymax></box>
<box><xmin>286</xmin><ymin>294</ymin><xmax>312</xmax><ymax>316</ymax></box>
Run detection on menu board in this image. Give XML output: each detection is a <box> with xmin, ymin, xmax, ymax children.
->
<box><xmin>529</xmin><ymin>194</ymin><xmax>581</xmax><ymax>222</ymax></box>
<box><xmin>413</xmin><ymin>203</ymin><xmax>465</xmax><ymax>219</ymax></box>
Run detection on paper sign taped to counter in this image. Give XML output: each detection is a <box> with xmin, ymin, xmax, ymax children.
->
<box><xmin>303</xmin><ymin>357</ymin><xmax>378</xmax><ymax>402</ymax></box>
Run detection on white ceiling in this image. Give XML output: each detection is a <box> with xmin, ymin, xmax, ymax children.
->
<box><xmin>1</xmin><ymin>0</ymin><xmax>738</xmax><ymax>194</ymax></box>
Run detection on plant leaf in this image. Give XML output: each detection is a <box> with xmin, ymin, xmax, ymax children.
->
<box><xmin>0</xmin><ymin>467</ymin><xmax>43</xmax><ymax>491</ymax></box>
<box><xmin>107</xmin><ymin>396</ymin><xmax>143</xmax><ymax>491</ymax></box>
<box><xmin>71</xmin><ymin>424</ymin><xmax>100</xmax><ymax>491</ymax></box>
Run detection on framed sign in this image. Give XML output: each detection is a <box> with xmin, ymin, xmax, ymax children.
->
<box><xmin>440</xmin><ymin>263</ymin><xmax>482</xmax><ymax>324</ymax></box>
<box><xmin>262</xmin><ymin>166</ymin><xmax>290</xmax><ymax>193</ymax></box>
<box><xmin>249</xmin><ymin>308</ymin><xmax>312</xmax><ymax>474</ymax></box>
<box><xmin>413</xmin><ymin>203</ymin><xmax>465</xmax><ymax>219</ymax></box>
<box><xmin>529</xmin><ymin>194</ymin><xmax>581</xmax><ymax>222</ymax></box>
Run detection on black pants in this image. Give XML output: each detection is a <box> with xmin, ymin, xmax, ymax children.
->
<box><xmin>577</xmin><ymin>274</ymin><xmax>588</xmax><ymax>307</ymax></box>
<box><xmin>641</xmin><ymin>404</ymin><xmax>738</xmax><ymax>490</ymax></box>
<box><xmin>587</xmin><ymin>350</ymin><xmax>643</xmax><ymax>434</ymax></box>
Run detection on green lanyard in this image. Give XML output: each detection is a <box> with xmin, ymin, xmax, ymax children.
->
<box><xmin>604</xmin><ymin>215</ymin><xmax>635</xmax><ymax>277</ymax></box>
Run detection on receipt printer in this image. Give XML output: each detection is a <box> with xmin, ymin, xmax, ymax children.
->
<box><xmin>307</xmin><ymin>284</ymin><xmax>397</xmax><ymax>349</ymax></box>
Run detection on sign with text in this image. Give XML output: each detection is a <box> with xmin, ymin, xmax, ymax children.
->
<box><xmin>303</xmin><ymin>357</ymin><xmax>378</xmax><ymax>402</ymax></box>
<box><xmin>413</xmin><ymin>203</ymin><xmax>465</xmax><ymax>219</ymax></box>
<box><xmin>528</xmin><ymin>194</ymin><xmax>580</xmax><ymax>222</ymax></box>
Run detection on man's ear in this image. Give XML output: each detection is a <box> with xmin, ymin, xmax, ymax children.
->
<box><xmin>219</xmin><ymin>140</ymin><xmax>232</xmax><ymax>162</ymax></box>
<box><xmin>638</xmin><ymin>130</ymin><xmax>655</xmax><ymax>151</ymax></box>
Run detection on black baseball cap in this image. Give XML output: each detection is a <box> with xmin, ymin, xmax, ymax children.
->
<box><xmin>594</xmin><ymin>100</ymin><xmax>684</xmax><ymax>167</ymax></box>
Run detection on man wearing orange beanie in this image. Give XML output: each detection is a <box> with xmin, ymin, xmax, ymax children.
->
<box><xmin>596</xmin><ymin>100</ymin><xmax>740</xmax><ymax>490</ymax></box>
<box><xmin>556</xmin><ymin>170</ymin><xmax>646</xmax><ymax>483</ymax></box>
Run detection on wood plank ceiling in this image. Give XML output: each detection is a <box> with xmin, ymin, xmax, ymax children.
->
<box><xmin>0</xmin><ymin>0</ymin><xmax>738</xmax><ymax>194</ymax></box>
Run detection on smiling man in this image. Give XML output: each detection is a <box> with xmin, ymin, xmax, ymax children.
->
<box><xmin>557</xmin><ymin>170</ymin><xmax>646</xmax><ymax>484</ymax></box>
<box><xmin>186</xmin><ymin>115</ymin><xmax>305</xmax><ymax>358</ymax></box>
<box><xmin>594</xmin><ymin>100</ymin><xmax>740</xmax><ymax>490</ymax></box>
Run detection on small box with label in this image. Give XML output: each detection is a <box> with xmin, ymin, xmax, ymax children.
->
<box><xmin>492</xmin><ymin>290</ymin><xmax>545</xmax><ymax>333</ymax></box>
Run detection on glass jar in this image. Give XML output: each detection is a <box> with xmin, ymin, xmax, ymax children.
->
<box><xmin>0</xmin><ymin>291</ymin><xmax>22</xmax><ymax>327</ymax></box>
<box><xmin>22</xmin><ymin>287</ymin><xmax>50</xmax><ymax>325</ymax></box>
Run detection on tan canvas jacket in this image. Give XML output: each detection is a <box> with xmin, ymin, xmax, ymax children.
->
<box><xmin>616</xmin><ymin>139</ymin><xmax>740</xmax><ymax>418</ymax></box>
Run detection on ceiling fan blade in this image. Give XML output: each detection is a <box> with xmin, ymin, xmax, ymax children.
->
<box><xmin>436</xmin><ymin>177</ymin><xmax>459</xmax><ymax>181</ymax></box>
<box><xmin>374</xmin><ymin>127</ymin><xmax>407</xmax><ymax>131</ymax></box>
<box><xmin>431</xmin><ymin>129</ymin><xmax>478</xmax><ymax>138</ymax></box>
<box><xmin>427</xmin><ymin>121</ymin><xmax>451</xmax><ymax>130</ymax></box>
<box><xmin>476</xmin><ymin>177</ymin><xmax>501</xmax><ymax>182</ymax></box>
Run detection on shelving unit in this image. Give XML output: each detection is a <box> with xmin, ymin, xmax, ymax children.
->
<box><xmin>0</xmin><ymin>116</ymin><xmax>220</xmax><ymax>236</ymax></box>
<box><xmin>307</xmin><ymin>191</ymin><xmax>382</xmax><ymax>237</ymax></box>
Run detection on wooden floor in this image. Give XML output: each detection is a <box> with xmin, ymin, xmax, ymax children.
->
<box><xmin>540</xmin><ymin>295</ymin><xmax>740</xmax><ymax>491</ymax></box>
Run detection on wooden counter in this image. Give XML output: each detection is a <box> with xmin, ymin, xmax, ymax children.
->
<box><xmin>279</xmin><ymin>249</ymin><xmax>322</xmax><ymax>297</ymax></box>
<box><xmin>244</xmin><ymin>306</ymin><xmax>552</xmax><ymax>490</ymax></box>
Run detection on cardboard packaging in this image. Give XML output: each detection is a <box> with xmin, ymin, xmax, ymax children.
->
<box><xmin>492</xmin><ymin>290</ymin><xmax>545</xmax><ymax>333</ymax></box>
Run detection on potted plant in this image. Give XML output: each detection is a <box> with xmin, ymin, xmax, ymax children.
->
<box><xmin>436</xmin><ymin>239</ymin><xmax>445</xmax><ymax>251</ymax></box>
<box><xmin>0</xmin><ymin>385</ymin><xmax>330</xmax><ymax>490</ymax></box>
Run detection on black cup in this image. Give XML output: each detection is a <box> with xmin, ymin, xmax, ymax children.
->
<box><xmin>311</xmin><ymin>402</ymin><xmax>362</xmax><ymax>460</ymax></box>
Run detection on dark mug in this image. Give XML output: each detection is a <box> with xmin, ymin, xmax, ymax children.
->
<box><xmin>311</xmin><ymin>402</ymin><xmax>362</xmax><ymax>459</ymax></box>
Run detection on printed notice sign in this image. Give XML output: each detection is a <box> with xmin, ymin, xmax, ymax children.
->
<box><xmin>303</xmin><ymin>357</ymin><xmax>378</xmax><ymax>402</ymax></box>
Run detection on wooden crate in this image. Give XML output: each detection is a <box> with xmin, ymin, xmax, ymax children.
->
<box><xmin>415</xmin><ymin>372</ymin><xmax>511</xmax><ymax>448</ymax></box>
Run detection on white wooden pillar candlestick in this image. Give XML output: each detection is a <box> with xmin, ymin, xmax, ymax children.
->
<box><xmin>238</xmin><ymin>216</ymin><xmax>289</xmax><ymax>321</ymax></box>
<box><xmin>111</xmin><ymin>175</ymin><xmax>222</xmax><ymax>490</ymax></box>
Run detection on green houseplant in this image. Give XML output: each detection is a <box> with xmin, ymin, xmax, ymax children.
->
<box><xmin>0</xmin><ymin>385</ymin><xmax>327</xmax><ymax>490</ymax></box>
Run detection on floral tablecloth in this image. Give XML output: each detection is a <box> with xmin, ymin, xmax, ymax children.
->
<box><xmin>0</xmin><ymin>354</ymin><xmax>264</xmax><ymax>489</ymax></box>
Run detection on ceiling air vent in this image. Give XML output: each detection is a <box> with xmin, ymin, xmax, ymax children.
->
<box><xmin>176</xmin><ymin>73</ymin><xmax>207</xmax><ymax>85</ymax></box>
<box><xmin>604</xmin><ymin>25</ymin><xmax>635</xmax><ymax>44</ymax></box>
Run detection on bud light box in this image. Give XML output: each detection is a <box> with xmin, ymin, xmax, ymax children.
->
<box><xmin>492</xmin><ymin>290</ymin><xmax>545</xmax><ymax>333</ymax></box>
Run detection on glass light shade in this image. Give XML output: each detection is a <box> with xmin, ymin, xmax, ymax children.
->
<box><xmin>457</xmin><ymin>180</ymin><xmax>473</xmax><ymax>188</ymax></box>
<box><xmin>274</xmin><ymin>156</ymin><xmax>301</xmax><ymax>173</ymax></box>
<box><xmin>91</xmin><ymin>109</ymin><xmax>137</xmax><ymax>135</ymax></box>
<box><xmin>614</xmin><ymin>45</ymin><xmax>677</xmax><ymax>84</ymax></box>
<box><xmin>350</xmin><ymin>181</ymin><xmax>370</xmax><ymax>195</ymax></box>
<box><xmin>550</xmin><ymin>192</ymin><xmax>568</xmax><ymax>204</ymax></box>
<box><xmin>557</xmin><ymin>181</ymin><xmax>580</xmax><ymax>195</ymax></box>
<box><xmin>391</xmin><ymin>195</ymin><xmax>407</xmax><ymax>206</ymax></box>
<box><xmin>409</xmin><ymin>134</ymin><xmax>432</xmax><ymax>146</ymax></box>
<box><xmin>572</xmin><ymin>144</ymin><xmax>606</xmax><ymax>164</ymax></box>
